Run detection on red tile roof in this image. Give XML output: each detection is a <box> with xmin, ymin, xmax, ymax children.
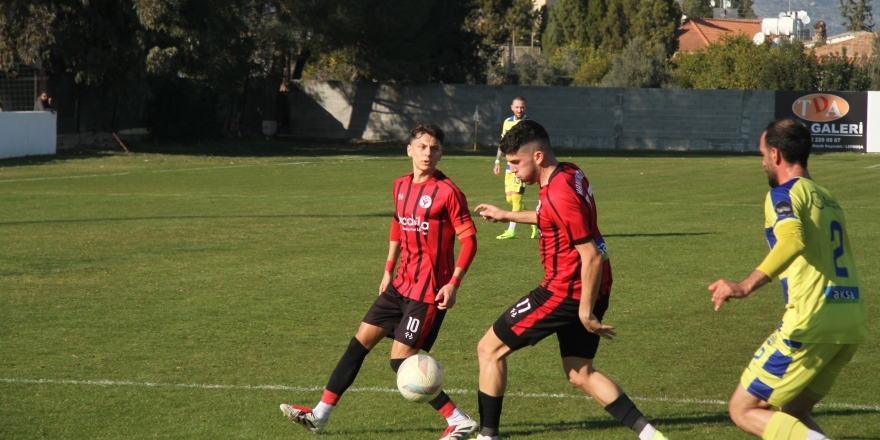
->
<box><xmin>677</xmin><ymin>17</ymin><xmax>764</xmax><ymax>52</ymax></box>
<box><xmin>809</xmin><ymin>31</ymin><xmax>878</xmax><ymax>61</ymax></box>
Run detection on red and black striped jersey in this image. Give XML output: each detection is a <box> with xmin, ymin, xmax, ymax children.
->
<box><xmin>391</xmin><ymin>171</ymin><xmax>473</xmax><ymax>304</ymax></box>
<box><xmin>536</xmin><ymin>162</ymin><xmax>612</xmax><ymax>300</ymax></box>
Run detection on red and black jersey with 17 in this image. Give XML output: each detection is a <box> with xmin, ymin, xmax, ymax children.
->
<box><xmin>391</xmin><ymin>171</ymin><xmax>473</xmax><ymax>304</ymax></box>
<box><xmin>536</xmin><ymin>162</ymin><xmax>612</xmax><ymax>300</ymax></box>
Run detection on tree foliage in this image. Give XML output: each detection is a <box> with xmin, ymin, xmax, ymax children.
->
<box><xmin>0</xmin><ymin>1</ymin><xmax>55</xmax><ymax>71</ymax></box>
<box><xmin>840</xmin><ymin>0</ymin><xmax>874</xmax><ymax>32</ymax></box>
<box><xmin>544</xmin><ymin>0</ymin><xmax>679</xmax><ymax>56</ymax></box>
<box><xmin>600</xmin><ymin>36</ymin><xmax>669</xmax><ymax>88</ymax></box>
<box><xmin>816</xmin><ymin>48</ymin><xmax>873</xmax><ymax>91</ymax></box>
<box><xmin>736</xmin><ymin>0</ymin><xmax>757</xmax><ymax>19</ymax></box>
<box><xmin>671</xmin><ymin>34</ymin><xmax>816</xmax><ymax>90</ymax></box>
<box><xmin>288</xmin><ymin>0</ymin><xmax>487</xmax><ymax>83</ymax></box>
<box><xmin>872</xmin><ymin>31</ymin><xmax>880</xmax><ymax>89</ymax></box>
<box><xmin>682</xmin><ymin>0</ymin><xmax>712</xmax><ymax>19</ymax></box>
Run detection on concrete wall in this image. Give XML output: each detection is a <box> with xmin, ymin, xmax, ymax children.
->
<box><xmin>287</xmin><ymin>82</ymin><xmax>777</xmax><ymax>152</ymax></box>
<box><xmin>0</xmin><ymin>111</ymin><xmax>57</xmax><ymax>159</ymax></box>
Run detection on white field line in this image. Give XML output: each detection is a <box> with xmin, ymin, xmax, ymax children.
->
<box><xmin>0</xmin><ymin>157</ymin><xmax>383</xmax><ymax>183</ymax></box>
<box><xmin>0</xmin><ymin>172</ymin><xmax>130</xmax><ymax>183</ymax></box>
<box><xmin>866</xmin><ymin>164</ymin><xmax>880</xmax><ymax>169</ymax></box>
<box><xmin>152</xmin><ymin>157</ymin><xmax>383</xmax><ymax>173</ymax></box>
<box><xmin>2</xmin><ymin>377</ymin><xmax>878</xmax><ymax>412</ymax></box>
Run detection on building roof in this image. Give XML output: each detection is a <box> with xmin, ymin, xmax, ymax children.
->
<box><xmin>676</xmin><ymin>17</ymin><xmax>763</xmax><ymax>52</ymax></box>
<box><xmin>807</xmin><ymin>31</ymin><xmax>878</xmax><ymax>60</ymax></box>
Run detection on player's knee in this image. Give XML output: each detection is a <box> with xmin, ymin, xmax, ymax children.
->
<box><xmin>564</xmin><ymin>365</ymin><xmax>594</xmax><ymax>389</ymax></box>
<box><xmin>477</xmin><ymin>336</ymin><xmax>500</xmax><ymax>363</ymax></box>
<box><xmin>727</xmin><ymin>399</ymin><xmax>750</xmax><ymax>429</ymax></box>
<box><xmin>390</xmin><ymin>358</ymin><xmax>405</xmax><ymax>373</ymax></box>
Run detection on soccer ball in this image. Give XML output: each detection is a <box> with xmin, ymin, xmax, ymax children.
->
<box><xmin>396</xmin><ymin>353</ymin><xmax>444</xmax><ymax>403</ymax></box>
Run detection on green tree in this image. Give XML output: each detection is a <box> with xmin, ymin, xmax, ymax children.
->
<box><xmin>542</xmin><ymin>0</ymin><xmax>589</xmax><ymax>56</ymax></box>
<box><xmin>682</xmin><ymin>0</ymin><xmax>712</xmax><ymax>18</ymax></box>
<box><xmin>598</xmin><ymin>0</ymin><xmax>628</xmax><ymax>52</ymax></box>
<box><xmin>600</xmin><ymin>36</ymin><xmax>669</xmax><ymax>87</ymax></box>
<box><xmin>736</xmin><ymin>0</ymin><xmax>757</xmax><ymax>19</ymax></box>
<box><xmin>759</xmin><ymin>41</ymin><xmax>817</xmax><ymax>90</ymax></box>
<box><xmin>629</xmin><ymin>0</ymin><xmax>681</xmax><ymax>55</ymax></box>
<box><xmin>289</xmin><ymin>0</ymin><xmax>487</xmax><ymax>83</ymax></box>
<box><xmin>841</xmin><ymin>0</ymin><xmax>874</xmax><ymax>32</ymax></box>
<box><xmin>0</xmin><ymin>1</ymin><xmax>55</xmax><ymax>71</ymax></box>
<box><xmin>817</xmin><ymin>48</ymin><xmax>872</xmax><ymax>90</ymax></box>
<box><xmin>871</xmin><ymin>31</ymin><xmax>880</xmax><ymax>89</ymax></box>
<box><xmin>671</xmin><ymin>33</ymin><xmax>818</xmax><ymax>90</ymax></box>
<box><xmin>506</xmin><ymin>0</ymin><xmax>539</xmax><ymax>46</ymax></box>
<box><xmin>544</xmin><ymin>0</ymin><xmax>678</xmax><ymax>55</ymax></box>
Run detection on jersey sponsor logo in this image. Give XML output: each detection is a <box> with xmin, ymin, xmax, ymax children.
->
<box><xmin>419</xmin><ymin>195</ymin><xmax>432</xmax><ymax>209</ymax></box>
<box><xmin>824</xmin><ymin>286</ymin><xmax>859</xmax><ymax>303</ymax></box>
<box><xmin>809</xmin><ymin>190</ymin><xmax>840</xmax><ymax>210</ymax></box>
<box><xmin>398</xmin><ymin>193</ymin><xmax>404</xmax><ymax>200</ymax></box>
<box><xmin>774</xmin><ymin>201</ymin><xmax>793</xmax><ymax>217</ymax></box>
<box><xmin>398</xmin><ymin>214</ymin><xmax>429</xmax><ymax>235</ymax></box>
<box><xmin>791</xmin><ymin>94</ymin><xmax>850</xmax><ymax>122</ymax></box>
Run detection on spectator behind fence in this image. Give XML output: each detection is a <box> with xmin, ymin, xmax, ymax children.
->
<box><xmin>35</xmin><ymin>91</ymin><xmax>55</xmax><ymax>113</ymax></box>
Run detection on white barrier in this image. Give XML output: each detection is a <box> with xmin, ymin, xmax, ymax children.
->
<box><xmin>868</xmin><ymin>92</ymin><xmax>879</xmax><ymax>153</ymax></box>
<box><xmin>0</xmin><ymin>111</ymin><xmax>57</xmax><ymax>159</ymax></box>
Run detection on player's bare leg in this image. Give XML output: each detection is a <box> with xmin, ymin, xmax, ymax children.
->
<box><xmin>476</xmin><ymin>328</ymin><xmax>514</xmax><ymax>439</ymax></box>
<box><xmin>563</xmin><ymin>356</ymin><xmax>667</xmax><ymax>440</ymax></box>
<box><xmin>728</xmin><ymin>385</ymin><xmax>776</xmax><ymax>436</ymax></box>
<box><xmin>729</xmin><ymin>385</ymin><xmax>829</xmax><ymax>439</ymax></box>
<box><xmin>562</xmin><ymin>356</ymin><xmax>622</xmax><ymax>406</ymax></box>
<box><xmin>780</xmin><ymin>391</ymin><xmax>823</xmax><ymax>434</ymax></box>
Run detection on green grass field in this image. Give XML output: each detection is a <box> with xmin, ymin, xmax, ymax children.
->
<box><xmin>1</xmin><ymin>141</ymin><xmax>878</xmax><ymax>439</ymax></box>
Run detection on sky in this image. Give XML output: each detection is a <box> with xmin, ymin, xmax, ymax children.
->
<box><xmin>751</xmin><ymin>0</ymin><xmax>847</xmax><ymax>37</ymax></box>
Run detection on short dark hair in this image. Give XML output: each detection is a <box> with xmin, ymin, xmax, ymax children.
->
<box><xmin>764</xmin><ymin>118</ymin><xmax>811</xmax><ymax>167</ymax></box>
<box><xmin>410</xmin><ymin>123</ymin><xmax>445</xmax><ymax>145</ymax></box>
<box><xmin>499</xmin><ymin>119</ymin><xmax>550</xmax><ymax>155</ymax></box>
<box><xmin>512</xmin><ymin>96</ymin><xmax>526</xmax><ymax>103</ymax></box>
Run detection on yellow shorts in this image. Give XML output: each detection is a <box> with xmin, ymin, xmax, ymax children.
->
<box><xmin>739</xmin><ymin>330</ymin><xmax>859</xmax><ymax>407</ymax></box>
<box><xmin>504</xmin><ymin>170</ymin><xmax>525</xmax><ymax>194</ymax></box>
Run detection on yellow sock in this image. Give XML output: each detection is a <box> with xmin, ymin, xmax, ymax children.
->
<box><xmin>763</xmin><ymin>412</ymin><xmax>810</xmax><ymax>440</ymax></box>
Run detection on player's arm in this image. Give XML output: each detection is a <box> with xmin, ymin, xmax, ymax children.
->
<box><xmin>436</xmin><ymin>222</ymin><xmax>478</xmax><ymax>310</ymax></box>
<box><xmin>575</xmin><ymin>239</ymin><xmax>616</xmax><ymax>340</ymax></box>
<box><xmin>474</xmin><ymin>204</ymin><xmax>536</xmax><ymax>224</ymax></box>
<box><xmin>380</xmin><ymin>218</ymin><xmax>402</xmax><ymax>294</ymax></box>
<box><xmin>709</xmin><ymin>219</ymin><xmax>804</xmax><ymax>311</ymax></box>
<box><xmin>493</xmin><ymin>147</ymin><xmax>502</xmax><ymax>176</ymax></box>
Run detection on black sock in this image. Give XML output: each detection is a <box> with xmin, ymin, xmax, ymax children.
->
<box><xmin>325</xmin><ymin>337</ymin><xmax>370</xmax><ymax>395</ymax></box>
<box><xmin>390</xmin><ymin>358</ymin><xmax>405</xmax><ymax>373</ymax></box>
<box><xmin>604</xmin><ymin>393</ymin><xmax>649</xmax><ymax>435</ymax></box>
<box><xmin>477</xmin><ymin>391</ymin><xmax>503</xmax><ymax>437</ymax></box>
<box><xmin>428</xmin><ymin>391</ymin><xmax>452</xmax><ymax>411</ymax></box>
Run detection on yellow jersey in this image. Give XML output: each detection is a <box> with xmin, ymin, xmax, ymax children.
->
<box><xmin>759</xmin><ymin>177</ymin><xmax>865</xmax><ymax>344</ymax></box>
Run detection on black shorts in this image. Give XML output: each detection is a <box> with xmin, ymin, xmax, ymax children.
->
<box><xmin>362</xmin><ymin>285</ymin><xmax>446</xmax><ymax>351</ymax></box>
<box><xmin>493</xmin><ymin>286</ymin><xmax>609</xmax><ymax>359</ymax></box>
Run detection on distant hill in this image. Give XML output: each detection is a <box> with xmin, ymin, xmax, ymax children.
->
<box><xmin>752</xmin><ymin>0</ymin><xmax>846</xmax><ymax>37</ymax></box>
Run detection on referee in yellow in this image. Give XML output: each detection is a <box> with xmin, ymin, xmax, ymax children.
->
<box><xmin>709</xmin><ymin>118</ymin><xmax>865</xmax><ymax>440</ymax></box>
